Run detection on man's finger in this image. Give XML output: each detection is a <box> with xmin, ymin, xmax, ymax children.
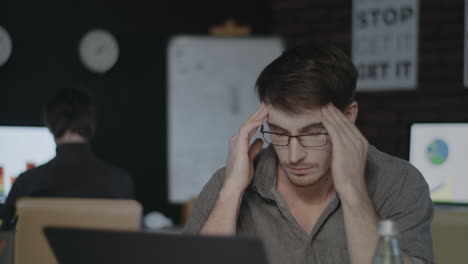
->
<box><xmin>328</xmin><ymin>105</ymin><xmax>368</xmax><ymax>151</ymax></box>
<box><xmin>238</xmin><ymin>120</ymin><xmax>264</xmax><ymax>152</ymax></box>
<box><xmin>246</xmin><ymin>103</ymin><xmax>268</xmax><ymax>124</ymax></box>
<box><xmin>327</xmin><ymin>104</ymin><xmax>365</xmax><ymax>141</ymax></box>
<box><xmin>321</xmin><ymin>105</ymin><xmax>350</xmax><ymax>145</ymax></box>
<box><xmin>248</xmin><ymin>123</ymin><xmax>262</xmax><ymax>140</ymax></box>
<box><xmin>322</xmin><ymin>103</ymin><xmax>364</xmax><ymax>150</ymax></box>
<box><xmin>249</xmin><ymin>107</ymin><xmax>268</xmax><ymax>127</ymax></box>
<box><xmin>244</xmin><ymin>106</ymin><xmax>269</xmax><ymax>140</ymax></box>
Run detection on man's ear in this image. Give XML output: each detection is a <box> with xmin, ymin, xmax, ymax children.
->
<box><xmin>344</xmin><ymin>101</ymin><xmax>358</xmax><ymax>123</ymax></box>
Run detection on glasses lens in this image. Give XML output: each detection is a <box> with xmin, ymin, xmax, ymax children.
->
<box><xmin>263</xmin><ymin>132</ymin><xmax>289</xmax><ymax>146</ymax></box>
<box><xmin>299</xmin><ymin>134</ymin><xmax>327</xmax><ymax>147</ymax></box>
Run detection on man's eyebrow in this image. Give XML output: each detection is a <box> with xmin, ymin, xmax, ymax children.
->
<box><xmin>299</xmin><ymin>123</ymin><xmax>325</xmax><ymax>132</ymax></box>
<box><xmin>266</xmin><ymin>122</ymin><xmax>324</xmax><ymax>134</ymax></box>
<box><xmin>266</xmin><ymin>122</ymin><xmax>288</xmax><ymax>132</ymax></box>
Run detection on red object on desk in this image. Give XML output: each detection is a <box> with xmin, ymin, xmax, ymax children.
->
<box><xmin>26</xmin><ymin>163</ymin><xmax>36</xmax><ymax>170</ymax></box>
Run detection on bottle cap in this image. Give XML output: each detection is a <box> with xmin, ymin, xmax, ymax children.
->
<box><xmin>378</xmin><ymin>219</ymin><xmax>397</xmax><ymax>236</ymax></box>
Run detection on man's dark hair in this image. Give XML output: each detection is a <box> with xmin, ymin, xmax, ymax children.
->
<box><xmin>43</xmin><ymin>88</ymin><xmax>97</xmax><ymax>140</ymax></box>
<box><xmin>255</xmin><ymin>43</ymin><xmax>358</xmax><ymax>112</ymax></box>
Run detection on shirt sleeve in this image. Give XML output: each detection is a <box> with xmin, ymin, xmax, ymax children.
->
<box><xmin>183</xmin><ymin>168</ymin><xmax>225</xmax><ymax>234</ymax></box>
<box><xmin>388</xmin><ymin>163</ymin><xmax>434</xmax><ymax>264</ymax></box>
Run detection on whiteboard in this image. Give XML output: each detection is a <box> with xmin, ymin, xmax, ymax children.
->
<box><xmin>168</xmin><ymin>36</ymin><xmax>284</xmax><ymax>203</ymax></box>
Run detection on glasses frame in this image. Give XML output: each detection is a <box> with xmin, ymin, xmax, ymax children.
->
<box><xmin>260</xmin><ymin>125</ymin><xmax>329</xmax><ymax>148</ymax></box>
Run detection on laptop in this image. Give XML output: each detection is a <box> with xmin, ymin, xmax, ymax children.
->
<box><xmin>44</xmin><ymin>227</ymin><xmax>269</xmax><ymax>264</ymax></box>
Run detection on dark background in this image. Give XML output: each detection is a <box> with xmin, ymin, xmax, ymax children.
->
<box><xmin>271</xmin><ymin>0</ymin><xmax>468</xmax><ymax>159</ymax></box>
<box><xmin>1</xmin><ymin>0</ymin><xmax>467</xmax><ymax>224</ymax></box>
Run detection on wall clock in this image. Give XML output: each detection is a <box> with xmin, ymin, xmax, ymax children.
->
<box><xmin>78</xmin><ymin>29</ymin><xmax>119</xmax><ymax>73</ymax></box>
<box><xmin>0</xmin><ymin>25</ymin><xmax>12</xmax><ymax>66</ymax></box>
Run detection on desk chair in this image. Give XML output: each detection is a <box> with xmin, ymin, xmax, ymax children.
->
<box><xmin>431</xmin><ymin>207</ymin><xmax>468</xmax><ymax>263</ymax></box>
<box><xmin>14</xmin><ymin>198</ymin><xmax>142</xmax><ymax>264</ymax></box>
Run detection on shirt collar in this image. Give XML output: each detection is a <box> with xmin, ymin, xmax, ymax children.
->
<box><xmin>55</xmin><ymin>143</ymin><xmax>94</xmax><ymax>160</ymax></box>
<box><xmin>251</xmin><ymin>144</ymin><xmax>378</xmax><ymax>201</ymax></box>
<box><xmin>251</xmin><ymin>145</ymin><xmax>278</xmax><ymax>200</ymax></box>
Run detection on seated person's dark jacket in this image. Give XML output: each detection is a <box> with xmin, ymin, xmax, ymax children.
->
<box><xmin>0</xmin><ymin>143</ymin><xmax>135</xmax><ymax>230</ymax></box>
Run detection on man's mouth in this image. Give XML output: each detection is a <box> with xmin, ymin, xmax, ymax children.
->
<box><xmin>288</xmin><ymin>167</ymin><xmax>313</xmax><ymax>175</ymax></box>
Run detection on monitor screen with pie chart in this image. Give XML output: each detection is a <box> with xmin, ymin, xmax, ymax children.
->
<box><xmin>410</xmin><ymin>123</ymin><xmax>468</xmax><ymax>204</ymax></box>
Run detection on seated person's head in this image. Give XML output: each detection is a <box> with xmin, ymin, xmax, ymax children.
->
<box><xmin>43</xmin><ymin>88</ymin><xmax>97</xmax><ymax>143</ymax></box>
<box><xmin>255</xmin><ymin>43</ymin><xmax>358</xmax><ymax>187</ymax></box>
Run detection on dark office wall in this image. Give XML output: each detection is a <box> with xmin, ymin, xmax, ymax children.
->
<box><xmin>272</xmin><ymin>0</ymin><xmax>468</xmax><ymax>159</ymax></box>
<box><xmin>0</xmin><ymin>0</ymin><xmax>272</xmax><ymax>223</ymax></box>
<box><xmin>5</xmin><ymin>0</ymin><xmax>465</xmax><ymax>224</ymax></box>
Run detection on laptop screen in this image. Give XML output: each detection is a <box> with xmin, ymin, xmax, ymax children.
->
<box><xmin>409</xmin><ymin>123</ymin><xmax>468</xmax><ymax>204</ymax></box>
<box><xmin>0</xmin><ymin>126</ymin><xmax>55</xmax><ymax>202</ymax></box>
<box><xmin>44</xmin><ymin>227</ymin><xmax>268</xmax><ymax>264</ymax></box>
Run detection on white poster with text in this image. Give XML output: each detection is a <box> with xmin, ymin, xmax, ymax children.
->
<box><xmin>353</xmin><ymin>0</ymin><xmax>419</xmax><ymax>91</ymax></box>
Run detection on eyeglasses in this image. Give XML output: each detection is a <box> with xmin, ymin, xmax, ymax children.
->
<box><xmin>260</xmin><ymin>125</ymin><xmax>328</xmax><ymax>148</ymax></box>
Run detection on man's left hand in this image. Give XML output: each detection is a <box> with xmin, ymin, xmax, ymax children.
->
<box><xmin>321</xmin><ymin>103</ymin><xmax>369</xmax><ymax>197</ymax></box>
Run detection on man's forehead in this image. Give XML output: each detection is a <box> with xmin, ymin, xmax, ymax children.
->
<box><xmin>267</xmin><ymin>104</ymin><xmax>322</xmax><ymax>118</ymax></box>
<box><xmin>266</xmin><ymin>104</ymin><xmax>323</xmax><ymax>130</ymax></box>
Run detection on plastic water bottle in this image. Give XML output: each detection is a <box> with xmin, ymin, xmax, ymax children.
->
<box><xmin>372</xmin><ymin>220</ymin><xmax>403</xmax><ymax>264</ymax></box>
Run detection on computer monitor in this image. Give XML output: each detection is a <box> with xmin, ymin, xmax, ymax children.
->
<box><xmin>0</xmin><ymin>126</ymin><xmax>55</xmax><ymax>202</ymax></box>
<box><xmin>409</xmin><ymin>123</ymin><xmax>468</xmax><ymax>204</ymax></box>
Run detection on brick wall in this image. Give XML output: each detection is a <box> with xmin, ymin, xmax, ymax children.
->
<box><xmin>272</xmin><ymin>0</ymin><xmax>468</xmax><ymax>159</ymax></box>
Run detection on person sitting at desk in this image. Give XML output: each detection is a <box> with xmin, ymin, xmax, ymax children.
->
<box><xmin>184</xmin><ymin>43</ymin><xmax>434</xmax><ymax>264</ymax></box>
<box><xmin>1</xmin><ymin>88</ymin><xmax>135</xmax><ymax>230</ymax></box>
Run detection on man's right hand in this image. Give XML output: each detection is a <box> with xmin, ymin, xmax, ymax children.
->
<box><xmin>223</xmin><ymin>103</ymin><xmax>269</xmax><ymax>194</ymax></box>
<box><xmin>199</xmin><ymin>103</ymin><xmax>269</xmax><ymax>235</ymax></box>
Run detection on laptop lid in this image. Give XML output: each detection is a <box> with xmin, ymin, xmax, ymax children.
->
<box><xmin>44</xmin><ymin>227</ymin><xmax>268</xmax><ymax>264</ymax></box>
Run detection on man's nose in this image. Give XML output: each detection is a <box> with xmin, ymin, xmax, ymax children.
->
<box><xmin>288</xmin><ymin>137</ymin><xmax>306</xmax><ymax>164</ymax></box>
